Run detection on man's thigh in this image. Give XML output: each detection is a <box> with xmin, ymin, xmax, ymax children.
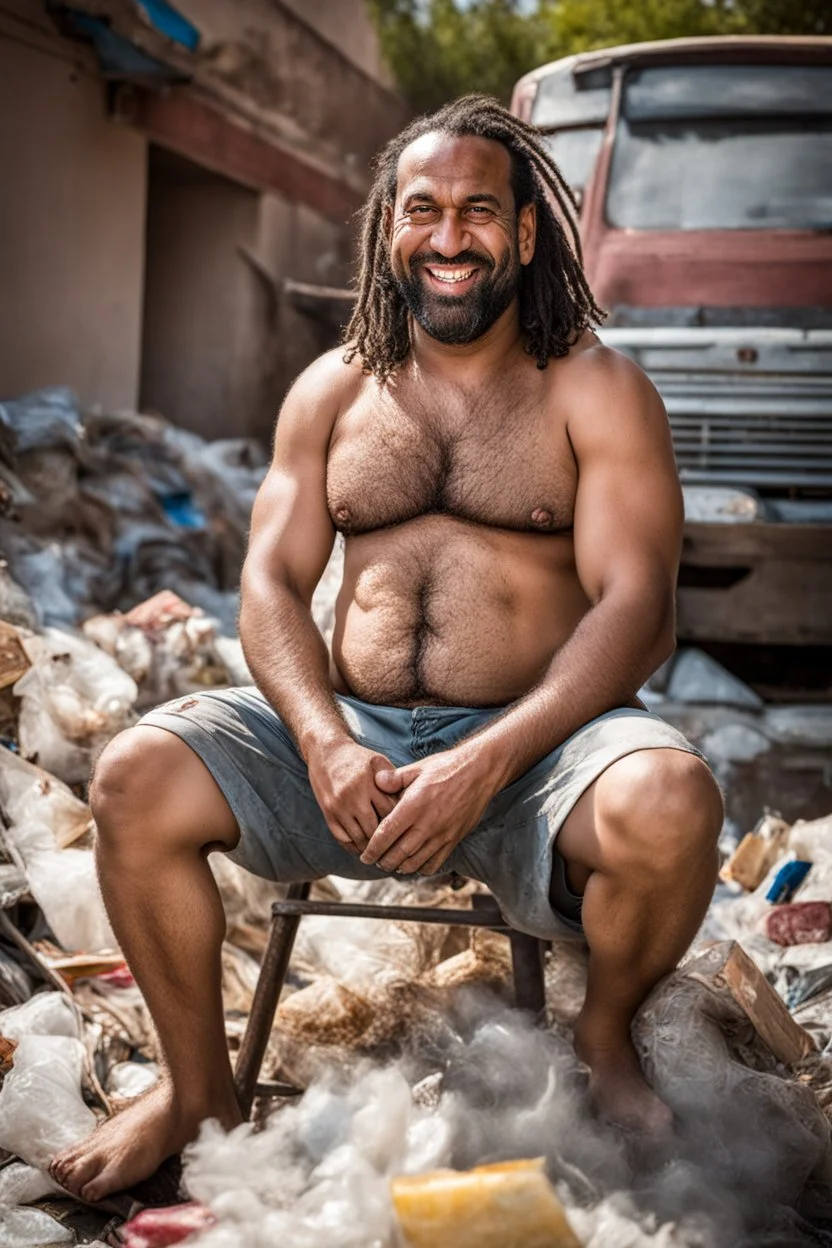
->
<box><xmin>450</xmin><ymin>708</ymin><xmax>708</xmax><ymax>940</ymax></box>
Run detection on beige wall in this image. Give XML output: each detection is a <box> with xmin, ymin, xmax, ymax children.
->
<box><xmin>0</xmin><ymin>9</ymin><xmax>147</xmax><ymax>410</ymax></box>
<box><xmin>140</xmin><ymin>148</ymin><xmax>349</xmax><ymax>445</ymax></box>
<box><xmin>279</xmin><ymin>0</ymin><xmax>393</xmax><ymax>86</ymax></box>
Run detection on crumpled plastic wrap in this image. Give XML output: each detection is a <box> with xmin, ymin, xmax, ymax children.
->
<box><xmin>0</xmin><ymin>1032</ymin><xmax>96</xmax><ymax>1168</ymax></box>
<box><xmin>3</xmin><ymin>818</ymin><xmax>115</xmax><ymax>953</ymax></box>
<box><xmin>0</xmin><ymin>746</ymin><xmax>92</xmax><ymax>849</ymax></box>
<box><xmin>0</xmin><ymin>1206</ymin><xmax>74</xmax><ymax>1246</ymax></box>
<box><xmin>14</xmin><ymin>627</ymin><xmax>138</xmax><ymax>783</ymax></box>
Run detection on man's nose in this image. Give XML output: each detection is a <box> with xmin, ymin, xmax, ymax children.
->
<box><xmin>430</xmin><ymin>211</ymin><xmax>471</xmax><ymax>258</ymax></box>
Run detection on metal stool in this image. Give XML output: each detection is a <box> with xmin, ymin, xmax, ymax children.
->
<box><xmin>233</xmin><ymin>881</ymin><xmax>547</xmax><ymax>1119</ymax></box>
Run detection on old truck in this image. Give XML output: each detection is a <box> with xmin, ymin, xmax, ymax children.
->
<box><xmin>512</xmin><ymin>37</ymin><xmax>832</xmax><ymax>699</ymax></box>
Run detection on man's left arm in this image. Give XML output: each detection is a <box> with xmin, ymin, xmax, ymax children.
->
<box><xmin>361</xmin><ymin>348</ymin><xmax>683</xmax><ymax>874</ymax></box>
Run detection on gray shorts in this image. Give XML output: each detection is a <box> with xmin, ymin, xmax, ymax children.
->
<box><xmin>139</xmin><ymin>689</ymin><xmax>704</xmax><ymax>940</ymax></box>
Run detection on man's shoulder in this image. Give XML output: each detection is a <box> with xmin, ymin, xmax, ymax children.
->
<box><xmin>285</xmin><ymin>347</ymin><xmax>368</xmax><ymax>411</ymax></box>
<box><xmin>553</xmin><ymin>332</ymin><xmax>666</xmax><ymax>435</ymax></box>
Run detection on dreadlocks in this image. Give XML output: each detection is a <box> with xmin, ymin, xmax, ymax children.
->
<box><xmin>343</xmin><ymin>93</ymin><xmax>605</xmax><ymax>380</ymax></box>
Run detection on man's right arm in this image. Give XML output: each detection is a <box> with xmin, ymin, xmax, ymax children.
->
<box><xmin>239</xmin><ymin>353</ymin><xmax>395</xmax><ymax>853</ymax></box>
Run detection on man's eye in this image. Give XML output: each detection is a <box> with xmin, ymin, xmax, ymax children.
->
<box><xmin>468</xmin><ymin>206</ymin><xmax>492</xmax><ymax>216</ymax></box>
<box><xmin>408</xmin><ymin>206</ymin><xmax>435</xmax><ymax>216</ymax></box>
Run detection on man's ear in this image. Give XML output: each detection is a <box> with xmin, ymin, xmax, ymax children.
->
<box><xmin>382</xmin><ymin>202</ymin><xmax>393</xmax><ymax>238</ymax></box>
<box><xmin>518</xmin><ymin>200</ymin><xmax>536</xmax><ymax>265</ymax></box>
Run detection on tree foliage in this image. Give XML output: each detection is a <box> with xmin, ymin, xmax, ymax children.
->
<box><xmin>368</xmin><ymin>0</ymin><xmax>829</xmax><ymax>111</ymax></box>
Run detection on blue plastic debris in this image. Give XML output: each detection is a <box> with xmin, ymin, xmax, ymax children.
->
<box><xmin>160</xmin><ymin>492</ymin><xmax>207</xmax><ymax>530</ymax></box>
<box><xmin>134</xmin><ymin>0</ymin><xmax>200</xmax><ymax>52</ymax></box>
<box><xmin>766</xmin><ymin>860</ymin><xmax>812</xmax><ymax>905</ymax></box>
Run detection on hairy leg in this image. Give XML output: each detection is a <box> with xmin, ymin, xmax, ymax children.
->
<box><xmin>556</xmin><ymin>748</ymin><xmax>722</xmax><ymax>1132</ymax></box>
<box><xmin>50</xmin><ymin>726</ymin><xmax>243</xmax><ymax>1203</ymax></box>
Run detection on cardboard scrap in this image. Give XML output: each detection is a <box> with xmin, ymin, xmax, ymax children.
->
<box><xmin>688</xmin><ymin>940</ymin><xmax>815</xmax><ymax>1066</ymax></box>
<box><xmin>720</xmin><ymin>815</ymin><xmax>791</xmax><ymax>891</ymax></box>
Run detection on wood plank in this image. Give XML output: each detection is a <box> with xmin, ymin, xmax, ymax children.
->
<box><xmin>688</xmin><ymin>940</ymin><xmax>815</xmax><ymax>1066</ymax></box>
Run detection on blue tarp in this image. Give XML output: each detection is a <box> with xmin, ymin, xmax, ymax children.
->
<box><xmin>134</xmin><ymin>0</ymin><xmax>199</xmax><ymax>52</ymax></box>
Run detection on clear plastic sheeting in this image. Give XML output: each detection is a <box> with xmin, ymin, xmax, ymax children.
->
<box><xmin>14</xmin><ymin>628</ymin><xmax>138</xmax><ymax>784</ymax></box>
<box><xmin>0</xmin><ymin>992</ymin><xmax>79</xmax><ymax>1042</ymax></box>
<box><xmin>0</xmin><ymin>1205</ymin><xmax>73</xmax><ymax>1246</ymax></box>
<box><xmin>3</xmin><ymin>818</ymin><xmax>115</xmax><ymax>953</ymax></box>
<box><xmin>0</xmin><ymin>747</ymin><xmax>92</xmax><ymax>850</ymax></box>
<box><xmin>0</xmin><ymin>1033</ymin><xmax>96</xmax><ymax>1169</ymax></box>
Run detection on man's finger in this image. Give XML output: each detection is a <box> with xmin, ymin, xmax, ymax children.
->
<box><xmin>378</xmin><ymin>826</ymin><xmax>432</xmax><ymax>872</ymax></box>
<box><xmin>421</xmin><ymin>846</ymin><xmax>451</xmax><ymax>875</ymax></box>
<box><xmin>360</xmin><ymin>807</ymin><xmax>410</xmax><ymax>865</ymax></box>
<box><xmin>397</xmin><ymin>838</ymin><xmax>444</xmax><ymax>875</ymax></box>
<box><xmin>371</xmin><ymin>791</ymin><xmax>398</xmax><ymax>820</ymax></box>
<box><xmin>329</xmin><ymin>821</ymin><xmax>362</xmax><ymax>856</ymax></box>
<box><xmin>349</xmin><ymin>817</ymin><xmax>370</xmax><ymax>851</ymax></box>
<box><xmin>374</xmin><ymin>762</ymin><xmax>420</xmax><ymax>793</ymax></box>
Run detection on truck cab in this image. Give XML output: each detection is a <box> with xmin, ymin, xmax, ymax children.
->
<box><xmin>512</xmin><ymin>37</ymin><xmax>832</xmax><ymax>698</ymax></box>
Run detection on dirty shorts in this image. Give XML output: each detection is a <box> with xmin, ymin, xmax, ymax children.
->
<box><xmin>138</xmin><ymin>689</ymin><xmax>705</xmax><ymax>941</ymax></box>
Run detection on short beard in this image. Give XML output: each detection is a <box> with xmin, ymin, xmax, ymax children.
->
<box><xmin>393</xmin><ymin>244</ymin><xmax>521</xmax><ymax>346</ymax></box>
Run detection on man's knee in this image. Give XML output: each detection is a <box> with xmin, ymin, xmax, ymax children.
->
<box><xmin>90</xmin><ymin>727</ymin><xmax>238</xmax><ymax>855</ymax></box>
<box><xmin>597</xmin><ymin>749</ymin><xmax>723</xmax><ymax>876</ymax></box>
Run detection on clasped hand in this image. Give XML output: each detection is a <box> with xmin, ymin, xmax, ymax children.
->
<box><xmin>309</xmin><ymin>740</ymin><xmax>494</xmax><ymax>875</ymax></box>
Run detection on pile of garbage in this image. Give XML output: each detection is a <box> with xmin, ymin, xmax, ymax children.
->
<box><xmin>0</xmin><ymin>387</ymin><xmax>269</xmax><ymax>637</ymax></box>
<box><xmin>0</xmin><ymin>387</ymin><xmax>832</xmax><ymax>1245</ymax></box>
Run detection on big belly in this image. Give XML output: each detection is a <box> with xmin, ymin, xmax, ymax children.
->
<box><xmin>330</xmin><ymin>517</ymin><xmax>591</xmax><ymax>707</ymax></box>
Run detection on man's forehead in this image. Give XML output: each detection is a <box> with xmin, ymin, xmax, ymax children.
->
<box><xmin>396</xmin><ymin>131</ymin><xmax>512</xmax><ymax>199</ymax></box>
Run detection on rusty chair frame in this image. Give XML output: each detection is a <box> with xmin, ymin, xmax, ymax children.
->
<box><xmin>233</xmin><ymin>882</ymin><xmax>548</xmax><ymax>1119</ymax></box>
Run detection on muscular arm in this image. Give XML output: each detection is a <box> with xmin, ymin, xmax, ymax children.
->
<box><xmin>362</xmin><ymin>346</ymin><xmax>683</xmax><ymax>873</ymax></box>
<box><xmin>239</xmin><ymin>354</ymin><xmax>396</xmax><ymax>853</ymax></box>
<box><xmin>239</xmin><ymin>354</ymin><xmax>348</xmax><ymax>758</ymax></box>
<box><xmin>468</xmin><ymin>346</ymin><xmax>682</xmax><ymax>788</ymax></box>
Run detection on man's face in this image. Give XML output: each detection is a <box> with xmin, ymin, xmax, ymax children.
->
<box><xmin>389</xmin><ymin>132</ymin><xmax>536</xmax><ymax>346</ymax></box>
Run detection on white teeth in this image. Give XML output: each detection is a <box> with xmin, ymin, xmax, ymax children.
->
<box><xmin>426</xmin><ymin>267</ymin><xmax>476</xmax><ymax>284</ymax></box>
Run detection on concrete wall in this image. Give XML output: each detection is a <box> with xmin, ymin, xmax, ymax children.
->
<box><xmin>0</xmin><ymin>3</ymin><xmax>147</xmax><ymax>410</ymax></box>
<box><xmin>140</xmin><ymin>147</ymin><xmax>349</xmax><ymax>445</ymax></box>
<box><xmin>279</xmin><ymin>0</ymin><xmax>393</xmax><ymax>86</ymax></box>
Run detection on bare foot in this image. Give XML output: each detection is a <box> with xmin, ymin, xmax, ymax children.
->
<box><xmin>48</xmin><ymin>1079</ymin><xmax>241</xmax><ymax>1204</ymax></box>
<box><xmin>575</xmin><ymin>1028</ymin><xmax>673</xmax><ymax>1136</ymax></box>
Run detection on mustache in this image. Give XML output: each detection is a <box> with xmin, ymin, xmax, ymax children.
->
<box><xmin>410</xmin><ymin>250</ymin><xmax>494</xmax><ymax>272</ymax></box>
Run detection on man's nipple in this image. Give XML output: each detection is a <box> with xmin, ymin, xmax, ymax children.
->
<box><xmin>531</xmin><ymin>508</ymin><xmax>554</xmax><ymax>528</ymax></box>
<box><xmin>335</xmin><ymin>505</ymin><xmax>352</xmax><ymax>528</ymax></box>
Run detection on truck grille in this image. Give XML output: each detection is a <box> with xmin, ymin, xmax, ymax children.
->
<box><xmin>601</xmin><ymin>328</ymin><xmax>832</xmax><ymax>494</ymax></box>
<box><xmin>663</xmin><ymin>384</ymin><xmax>832</xmax><ymax>490</ymax></box>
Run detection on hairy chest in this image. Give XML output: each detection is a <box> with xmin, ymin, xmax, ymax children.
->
<box><xmin>326</xmin><ymin>379</ymin><xmax>576</xmax><ymax>536</ymax></box>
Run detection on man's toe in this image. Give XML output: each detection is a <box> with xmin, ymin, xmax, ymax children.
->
<box><xmin>62</xmin><ymin>1152</ymin><xmax>103</xmax><ymax>1197</ymax></box>
<box><xmin>81</xmin><ymin>1164</ymin><xmax>120</xmax><ymax>1205</ymax></box>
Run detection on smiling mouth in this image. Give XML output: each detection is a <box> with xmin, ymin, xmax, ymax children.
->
<box><xmin>423</xmin><ymin>266</ymin><xmax>479</xmax><ymax>286</ymax></box>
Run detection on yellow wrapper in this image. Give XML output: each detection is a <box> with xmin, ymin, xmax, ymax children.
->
<box><xmin>391</xmin><ymin>1157</ymin><xmax>582</xmax><ymax>1248</ymax></box>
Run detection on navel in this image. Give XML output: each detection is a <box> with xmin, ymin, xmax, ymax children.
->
<box><xmin>530</xmin><ymin>508</ymin><xmax>554</xmax><ymax>528</ymax></box>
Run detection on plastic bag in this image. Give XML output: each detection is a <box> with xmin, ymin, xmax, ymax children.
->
<box><xmin>0</xmin><ymin>1033</ymin><xmax>96</xmax><ymax>1168</ymax></box>
<box><xmin>106</xmin><ymin>1060</ymin><xmax>160</xmax><ymax>1099</ymax></box>
<box><xmin>0</xmin><ymin>386</ymin><xmax>82</xmax><ymax>455</ymax></box>
<box><xmin>0</xmin><ymin>1160</ymin><xmax>63</xmax><ymax>1205</ymax></box>
<box><xmin>14</xmin><ymin>627</ymin><xmax>138</xmax><ymax>783</ymax></box>
<box><xmin>0</xmin><ymin>746</ymin><xmax>92</xmax><ymax>848</ymax></box>
<box><xmin>0</xmin><ymin>1206</ymin><xmax>73</xmax><ymax>1246</ymax></box>
<box><xmin>391</xmin><ymin>1159</ymin><xmax>582</xmax><ymax>1248</ymax></box>
<box><xmin>0</xmin><ymin>991</ymin><xmax>79</xmax><ymax>1041</ymax></box>
<box><xmin>3</xmin><ymin>820</ymin><xmax>116</xmax><ymax>953</ymax></box>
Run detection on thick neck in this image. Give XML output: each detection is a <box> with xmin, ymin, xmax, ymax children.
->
<box><xmin>406</xmin><ymin>296</ymin><xmax>525</xmax><ymax>385</ymax></box>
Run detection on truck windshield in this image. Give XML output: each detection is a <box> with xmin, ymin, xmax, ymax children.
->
<box><xmin>607</xmin><ymin>64</ymin><xmax>832</xmax><ymax>231</ymax></box>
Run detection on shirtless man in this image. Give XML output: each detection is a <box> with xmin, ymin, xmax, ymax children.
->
<box><xmin>51</xmin><ymin>94</ymin><xmax>722</xmax><ymax>1202</ymax></box>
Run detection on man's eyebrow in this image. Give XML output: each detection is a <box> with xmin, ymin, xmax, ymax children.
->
<box><xmin>401</xmin><ymin>191</ymin><xmax>503</xmax><ymax>208</ymax></box>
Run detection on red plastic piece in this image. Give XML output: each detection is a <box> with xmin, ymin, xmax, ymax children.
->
<box><xmin>765</xmin><ymin>901</ymin><xmax>832</xmax><ymax>947</ymax></box>
<box><xmin>122</xmin><ymin>1203</ymin><xmax>216</xmax><ymax>1248</ymax></box>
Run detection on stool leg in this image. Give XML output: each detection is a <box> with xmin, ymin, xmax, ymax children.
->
<box><xmin>234</xmin><ymin>881</ymin><xmax>310</xmax><ymax>1119</ymax></box>
<box><xmin>509</xmin><ymin>932</ymin><xmax>547</xmax><ymax>1015</ymax></box>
